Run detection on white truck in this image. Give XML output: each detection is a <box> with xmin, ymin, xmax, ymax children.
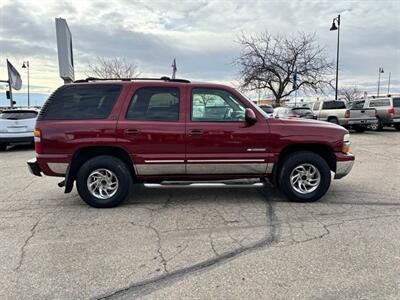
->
<box><xmin>312</xmin><ymin>100</ymin><xmax>377</xmax><ymax>132</ymax></box>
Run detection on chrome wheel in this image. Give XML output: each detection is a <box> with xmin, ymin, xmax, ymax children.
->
<box><xmin>87</xmin><ymin>168</ymin><xmax>119</xmax><ymax>199</ymax></box>
<box><xmin>289</xmin><ymin>163</ymin><xmax>321</xmax><ymax>194</ymax></box>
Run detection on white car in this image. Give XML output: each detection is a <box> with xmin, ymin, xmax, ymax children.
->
<box><xmin>0</xmin><ymin>109</ymin><xmax>39</xmax><ymax>151</ymax></box>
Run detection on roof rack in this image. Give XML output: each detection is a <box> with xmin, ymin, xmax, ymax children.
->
<box><xmin>74</xmin><ymin>76</ymin><xmax>190</xmax><ymax>83</ymax></box>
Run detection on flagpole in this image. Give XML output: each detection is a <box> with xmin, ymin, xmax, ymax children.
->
<box><xmin>6</xmin><ymin>63</ymin><xmax>14</xmax><ymax>108</ymax></box>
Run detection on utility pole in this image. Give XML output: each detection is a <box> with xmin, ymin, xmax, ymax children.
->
<box><xmin>377</xmin><ymin>67</ymin><xmax>384</xmax><ymax>97</ymax></box>
<box><xmin>387</xmin><ymin>71</ymin><xmax>391</xmax><ymax>94</ymax></box>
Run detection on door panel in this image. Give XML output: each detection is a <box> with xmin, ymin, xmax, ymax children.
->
<box><xmin>186</xmin><ymin>87</ymin><xmax>270</xmax><ymax>175</ymax></box>
<box><xmin>116</xmin><ymin>85</ymin><xmax>186</xmax><ymax>175</ymax></box>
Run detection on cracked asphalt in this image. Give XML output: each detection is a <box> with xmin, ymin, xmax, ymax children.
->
<box><xmin>1</xmin><ymin>130</ymin><xmax>399</xmax><ymax>299</ymax></box>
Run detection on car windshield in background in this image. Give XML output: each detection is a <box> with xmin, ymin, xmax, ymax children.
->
<box><xmin>261</xmin><ymin>106</ymin><xmax>274</xmax><ymax>113</ymax></box>
<box><xmin>291</xmin><ymin>108</ymin><xmax>312</xmax><ymax>116</ymax></box>
<box><xmin>393</xmin><ymin>98</ymin><xmax>400</xmax><ymax>107</ymax></box>
<box><xmin>0</xmin><ymin>111</ymin><xmax>38</xmax><ymax>120</ymax></box>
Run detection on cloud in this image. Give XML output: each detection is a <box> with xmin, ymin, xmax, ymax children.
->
<box><xmin>0</xmin><ymin>0</ymin><xmax>399</xmax><ymax>97</ymax></box>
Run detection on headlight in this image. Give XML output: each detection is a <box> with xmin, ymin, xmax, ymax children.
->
<box><xmin>342</xmin><ymin>133</ymin><xmax>351</xmax><ymax>154</ymax></box>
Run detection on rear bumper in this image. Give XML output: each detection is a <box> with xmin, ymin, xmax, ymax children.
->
<box><xmin>0</xmin><ymin>136</ymin><xmax>33</xmax><ymax>144</ymax></box>
<box><xmin>334</xmin><ymin>153</ymin><xmax>355</xmax><ymax>179</ymax></box>
<box><xmin>27</xmin><ymin>158</ymin><xmax>42</xmax><ymax>177</ymax></box>
<box><xmin>345</xmin><ymin>119</ymin><xmax>378</xmax><ymax>126</ymax></box>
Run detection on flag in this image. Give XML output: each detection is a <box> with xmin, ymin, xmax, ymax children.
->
<box><xmin>171</xmin><ymin>58</ymin><xmax>177</xmax><ymax>79</ymax></box>
<box><xmin>7</xmin><ymin>59</ymin><xmax>22</xmax><ymax>90</ymax></box>
<box><xmin>292</xmin><ymin>67</ymin><xmax>297</xmax><ymax>90</ymax></box>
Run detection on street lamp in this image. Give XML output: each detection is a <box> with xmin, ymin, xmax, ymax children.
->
<box><xmin>22</xmin><ymin>61</ymin><xmax>30</xmax><ymax>107</ymax></box>
<box><xmin>377</xmin><ymin>67</ymin><xmax>384</xmax><ymax>97</ymax></box>
<box><xmin>330</xmin><ymin>14</ymin><xmax>340</xmax><ymax>100</ymax></box>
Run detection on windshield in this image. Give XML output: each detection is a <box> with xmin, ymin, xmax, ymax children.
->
<box><xmin>240</xmin><ymin>95</ymin><xmax>270</xmax><ymax>118</ymax></box>
<box><xmin>261</xmin><ymin>106</ymin><xmax>274</xmax><ymax>113</ymax></box>
<box><xmin>0</xmin><ymin>111</ymin><xmax>38</xmax><ymax>120</ymax></box>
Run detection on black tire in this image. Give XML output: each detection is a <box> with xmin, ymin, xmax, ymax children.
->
<box><xmin>278</xmin><ymin>151</ymin><xmax>331</xmax><ymax>202</ymax></box>
<box><xmin>328</xmin><ymin>117</ymin><xmax>339</xmax><ymax>125</ymax></box>
<box><xmin>394</xmin><ymin>124</ymin><xmax>400</xmax><ymax>131</ymax></box>
<box><xmin>353</xmin><ymin>125</ymin><xmax>365</xmax><ymax>133</ymax></box>
<box><xmin>76</xmin><ymin>155</ymin><xmax>132</xmax><ymax>208</ymax></box>
<box><xmin>0</xmin><ymin>144</ymin><xmax>7</xmax><ymax>151</ymax></box>
<box><xmin>376</xmin><ymin>118</ymin><xmax>383</xmax><ymax>131</ymax></box>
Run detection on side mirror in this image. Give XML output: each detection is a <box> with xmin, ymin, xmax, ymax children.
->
<box><xmin>245</xmin><ymin>108</ymin><xmax>257</xmax><ymax>125</ymax></box>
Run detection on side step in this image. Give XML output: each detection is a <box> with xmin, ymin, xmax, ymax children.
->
<box><xmin>144</xmin><ymin>178</ymin><xmax>265</xmax><ymax>188</ymax></box>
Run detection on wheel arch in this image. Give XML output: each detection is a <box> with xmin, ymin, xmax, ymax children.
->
<box><xmin>272</xmin><ymin>143</ymin><xmax>336</xmax><ymax>186</ymax></box>
<box><xmin>64</xmin><ymin>146</ymin><xmax>135</xmax><ymax>193</ymax></box>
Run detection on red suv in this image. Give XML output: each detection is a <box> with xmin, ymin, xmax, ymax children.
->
<box><xmin>27</xmin><ymin>77</ymin><xmax>354</xmax><ymax>208</ymax></box>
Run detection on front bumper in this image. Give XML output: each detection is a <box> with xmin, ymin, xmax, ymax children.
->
<box><xmin>334</xmin><ymin>153</ymin><xmax>355</xmax><ymax>179</ymax></box>
<box><xmin>27</xmin><ymin>158</ymin><xmax>42</xmax><ymax>177</ymax></box>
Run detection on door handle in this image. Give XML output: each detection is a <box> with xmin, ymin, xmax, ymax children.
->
<box><xmin>125</xmin><ymin>129</ymin><xmax>140</xmax><ymax>135</ymax></box>
<box><xmin>189</xmin><ymin>129</ymin><xmax>203</xmax><ymax>136</ymax></box>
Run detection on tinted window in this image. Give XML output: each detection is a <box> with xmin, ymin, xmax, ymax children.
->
<box><xmin>370</xmin><ymin>99</ymin><xmax>390</xmax><ymax>107</ymax></box>
<box><xmin>191</xmin><ymin>89</ymin><xmax>246</xmax><ymax>122</ymax></box>
<box><xmin>126</xmin><ymin>87</ymin><xmax>180</xmax><ymax>121</ymax></box>
<box><xmin>322</xmin><ymin>101</ymin><xmax>346</xmax><ymax>109</ymax></box>
<box><xmin>0</xmin><ymin>111</ymin><xmax>37</xmax><ymax>120</ymax></box>
<box><xmin>40</xmin><ymin>85</ymin><xmax>121</xmax><ymax>120</ymax></box>
<box><xmin>392</xmin><ymin>98</ymin><xmax>400</xmax><ymax>107</ymax></box>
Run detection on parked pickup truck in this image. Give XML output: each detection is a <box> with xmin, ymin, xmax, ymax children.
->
<box><xmin>27</xmin><ymin>77</ymin><xmax>354</xmax><ymax>208</ymax></box>
<box><xmin>363</xmin><ymin>96</ymin><xmax>400</xmax><ymax>131</ymax></box>
<box><xmin>312</xmin><ymin>100</ymin><xmax>377</xmax><ymax>132</ymax></box>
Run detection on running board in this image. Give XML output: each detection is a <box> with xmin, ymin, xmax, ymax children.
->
<box><xmin>144</xmin><ymin>178</ymin><xmax>264</xmax><ymax>188</ymax></box>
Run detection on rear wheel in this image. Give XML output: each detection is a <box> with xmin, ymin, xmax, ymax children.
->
<box><xmin>278</xmin><ymin>151</ymin><xmax>331</xmax><ymax>202</ymax></box>
<box><xmin>375</xmin><ymin>118</ymin><xmax>383</xmax><ymax>131</ymax></box>
<box><xmin>394</xmin><ymin>124</ymin><xmax>400</xmax><ymax>131</ymax></box>
<box><xmin>0</xmin><ymin>144</ymin><xmax>7</xmax><ymax>151</ymax></box>
<box><xmin>76</xmin><ymin>155</ymin><xmax>132</xmax><ymax>208</ymax></box>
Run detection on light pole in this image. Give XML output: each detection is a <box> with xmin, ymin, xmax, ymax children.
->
<box><xmin>22</xmin><ymin>61</ymin><xmax>30</xmax><ymax>107</ymax></box>
<box><xmin>330</xmin><ymin>14</ymin><xmax>340</xmax><ymax>100</ymax></box>
<box><xmin>377</xmin><ymin>67</ymin><xmax>384</xmax><ymax>97</ymax></box>
<box><xmin>387</xmin><ymin>71</ymin><xmax>391</xmax><ymax>94</ymax></box>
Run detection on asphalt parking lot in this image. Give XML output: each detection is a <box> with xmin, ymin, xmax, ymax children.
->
<box><xmin>1</xmin><ymin>129</ymin><xmax>399</xmax><ymax>299</ymax></box>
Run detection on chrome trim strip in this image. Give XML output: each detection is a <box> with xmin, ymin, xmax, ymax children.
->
<box><xmin>144</xmin><ymin>160</ymin><xmax>185</xmax><ymax>163</ymax></box>
<box><xmin>334</xmin><ymin>160</ymin><xmax>354</xmax><ymax>179</ymax></box>
<box><xmin>246</xmin><ymin>148</ymin><xmax>266</xmax><ymax>152</ymax></box>
<box><xmin>47</xmin><ymin>163</ymin><xmax>68</xmax><ymax>175</ymax></box>
<box><xmin>186</xmin><ymin>163</ymin><xmax>267</xmax><ymax>174</ymax></box>
<box><xmin>136</xmin><ymin>164</ymin><xmax>185</xmax><ymax>175</ymax></box>
<box><xmin>187</xmin><ymin>159</ymin><xmax>265</xmax><ymax>163</ymax></box>
<box><xmin>266</xmin><ymin>163</ymin><xmax>274</xmax><ymax>174</ymax></box>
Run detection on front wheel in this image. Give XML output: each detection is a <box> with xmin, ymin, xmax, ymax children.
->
<box><xmin>278</xmin><ymin>151</ymin><xmax>331</xmax><ymax>202</ymax></box>
<box><xmin>76</xmin><ymin>155</ymin><xmax>132</xmax><ymax>208</ymax></box>
<box><xmin>0</xmin><ymin>143</ymin><xmax>7</xmax><ymax>151</ymax></box>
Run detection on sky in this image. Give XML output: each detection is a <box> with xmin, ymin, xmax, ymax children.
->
<box><xmin>0</xmin><ymin>0</ymin><xmax>399</xmax><ymax>106</ymax></box>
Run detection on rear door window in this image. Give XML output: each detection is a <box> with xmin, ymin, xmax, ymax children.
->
<box><xmin>39</xmin><ymin>84</ymin><xmax>121</xmax><ymax>120</ymax></box>
<box><xmin>126</xmin><ymin>87</ymin><xmax>180</xmax><ymax>122</ymax></box>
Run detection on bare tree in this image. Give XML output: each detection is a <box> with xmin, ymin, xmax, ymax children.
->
<box><xmin>86</xmin><ymin>57</ymin><xmax>141</xmax><ymax>79</ymax></box>
<box><xmin>235</xmin><ymin>31</ymin><xmax>334</xmax><ymax>106</ymax></box>
<box><xmin>339</xmin><ymin>86</ymin><xmax>362</xmax><ymax>102</ymax></box>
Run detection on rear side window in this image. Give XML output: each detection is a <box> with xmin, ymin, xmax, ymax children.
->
<box><xmin>126</xmin><ymin>87</ymin><xmax>180</xmax><ymax>121</ymax></box>
<box><xmin>39</xmin><ymin>84</ymin><xmax>121</xmax><ymax>120</ymax></box>
<box><xmin>369</xmin><ymin>99</ymin><xmax>390</xmax><ymax>107</ymax></box>
<box><xmin>393</xmin><ymin>98</ymin><xmax>400</xmax><ymax>107</ymax></box>
<box><xmin>322</xmin><ymin>101</ymin><xmax>346</xmax><ymax>109</ymax></box>
<box><xmin>0</xmin><ymin>111</ymin><xmax>37</xmax><ymax>120</ymax></box>
<box><xmin>350</xmin><ymin>101</ymin><xmax>365</xmax><ymax>109</ymax></box>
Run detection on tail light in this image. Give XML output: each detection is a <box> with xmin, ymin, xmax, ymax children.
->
<box><xmin>34</xmin><ymin>128</ymin><xmax>42</xmax><ymax>154</ymax></box>
<box><xmin>388</xmin><ymin>108</ymin><xmax>395</xmax><ymax>117</ymax></box>
<box><xmin>344</xmin><ymin>110</ymin><xmax>350</xmax><ymax>118</ymax></box>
